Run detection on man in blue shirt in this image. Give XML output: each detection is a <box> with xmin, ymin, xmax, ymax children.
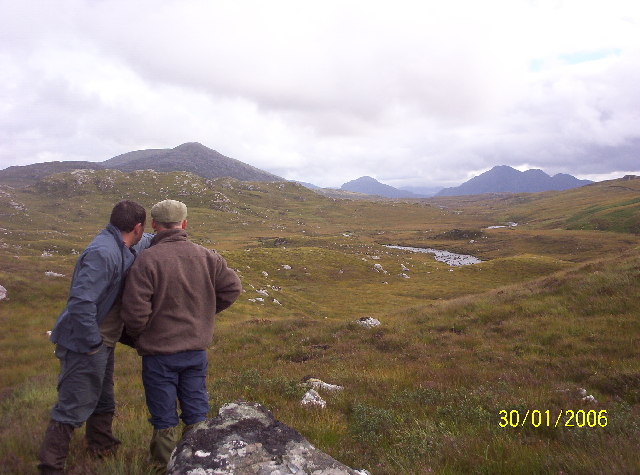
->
<box><xmin>38</xmin><ymin>200</ymin><xmax>152</xmax><ymax>475</ymax></box>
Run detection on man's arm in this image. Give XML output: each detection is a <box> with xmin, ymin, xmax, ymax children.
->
<box><xmin>65</xmin><ymin>249</ymin><xmax>114</xmax><ymax>353</ymax></box>
<box><xmin>213</xmin><ymin>255</ymin><xmax>242</xmax><ymax>313</ymax></box>
<box><xmin>131</xmin><ymin>232</ymin><xmax>154</xmax><ymax>254</ymax></box>
<box><xmin>120</xmin><ymin>258</ymin><xmax>155</xmax><ymax>338</ymax></box>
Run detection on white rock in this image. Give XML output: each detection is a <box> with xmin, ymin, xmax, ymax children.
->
<box><xmin>306</xmin><ymin>378</ymin><xmax>344</xmax><ymax>392</ymax></box>
<box><xmin>255</xmin><ymin>298</ymin><xmax>264</xmax><ymax>302</ymax></box>
<box><xmin>0</xmin><ymin>285</ymin><xmax>6</xmax><ymax>301</ymax></box>
<box><xmin>195</xmin><ymin>450</ymin><xmax>211</xmax><ymax>457</ymax></box>
<box><xmin>356</xmin><ymin>317</ymin><xmax>381</xmax><ymax>328</ymax></box>
<box><xmin>300</xmin><ymin>389</ymin><xmax>326</xmax><ymax>409</ymax></box>
<box><xmin>46</xmin><ymin>330</ymin><xmax>52</xmax><ymax>336</ymax></box>
<box><xmin>281</xmin><ymin>265</ymin><xmax>292</xmax><ymax>270</ymax></box>
<box><xmin>400</xmin><ymin>273</ymin><xmax>410</xmax><ymax>279</ymax></box>
<box><xmin>272</xmin><ymin>299</ymin><xmax>282</xmax><ymax>305</ymax></box>
<box><xmin>582</xmin><ymin>395</ymin><xmax>598</xmax><ymax>404</ymax></box>
<box><xmin>261</xmin><ymin>271</ymin><xmax>269</xmax><ymax>277</ymax></box>
<box><xmin>45</xmin><ymin>271</ymin><xmax>65</xmax><ymax>278</ymax></box>
<box><xmin>41</xmin><ymin>250</ymin><xmax>53</xmax><ymax>258</ymax></box>
<box><xmin>401</xmin><ymin>264</ymin><xmax>409</xmax><ymax>271</ymax></box>
<box><xmin>256</xmin><ymin>289</ymin><xmax>269</xmax><ymax>297</ymax></box>
<box><xmin>373</xmin><ymin>263</ymin><xmax>388</xmax><ymax>274</ymax></box>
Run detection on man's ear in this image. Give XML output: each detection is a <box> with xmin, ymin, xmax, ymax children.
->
<box><xmin>181</xmin><ymin>219</ymin><xmax>187</xmax><ymax>230</ymax></box>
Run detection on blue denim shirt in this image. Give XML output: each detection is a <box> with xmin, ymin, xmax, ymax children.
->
<box><xmin>50</xmin><ymin>223</ymin><xmax>152</xmax><ymax>353</ymax></box>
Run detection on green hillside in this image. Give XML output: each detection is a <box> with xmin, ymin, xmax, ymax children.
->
<box><xmin>0</xmin><ymin>170</ymin><xmax>639</xmax><ymax>474</ymax></box>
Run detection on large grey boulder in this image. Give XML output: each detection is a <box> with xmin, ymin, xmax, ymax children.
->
<box><xmin>167</xmin><ymin>401</ymin><xmax>368</xmax><ymax>475</ymax></box>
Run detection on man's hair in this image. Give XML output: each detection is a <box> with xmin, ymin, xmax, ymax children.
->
<box><xmin>110</xmin><ymin>200</ymin><xmax>146</xmax><ymax>232</ymax></box>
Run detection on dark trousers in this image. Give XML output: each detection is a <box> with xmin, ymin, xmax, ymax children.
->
<box><xmin>51</xmin><ymin>344</ymin><xmax>115</xmax><ymax>426</ymax></box>
<box><xmin>142</xmin><ymin>350</ymin><xmax>209</xmax><ymax>429</ymax></box>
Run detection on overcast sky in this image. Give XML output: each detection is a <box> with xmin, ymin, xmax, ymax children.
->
<box><xmin>1</xmin><ymin>0</ymin><xmax>640</xmax><ymax>188</ymax></box>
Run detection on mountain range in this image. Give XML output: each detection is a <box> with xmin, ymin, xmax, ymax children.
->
<box><xmin>0</xmin><ymin>143</ymin><xmax>593</xmax><ymax>197</ymax></box>
<box><xmin>0</xmin><ymin>142</ymin><xmax>282</xmax><ymax>187</ymax></box>
<box><xmin>340</xmin><ymin>176</ymin><xmax>424</xmax><ymax>198</ymax></box>
<box><xmin>337</xmin><ymin>166</ymin><xmax>591</xmax><ymax>198</ymax></box>
<box><xmin>435</xmin><ymin>165</ymin><xmax>593</xmax><ymax>196</ymax></box>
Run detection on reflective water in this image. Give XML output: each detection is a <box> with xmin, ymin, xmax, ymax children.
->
<box><xmin>383</xmin><ymin>245</ymin><xmax>482</xmax><ymax>266</ymax></box>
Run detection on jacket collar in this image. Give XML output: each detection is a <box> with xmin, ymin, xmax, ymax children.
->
<box><xmin>106</xmin><ymin>223</ymin><xmax>126</xmax><ymax>250</ymax></box>
<box><xmin>151</xmin><ymin>228</ymin><xmax>188</xmax><ymax>246</ymax></box>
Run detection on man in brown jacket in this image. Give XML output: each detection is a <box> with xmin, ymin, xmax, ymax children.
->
<box><xmin>120</xmin><ymin>199</ymin><xmax>242</xmax><ymax>470</ymax></box>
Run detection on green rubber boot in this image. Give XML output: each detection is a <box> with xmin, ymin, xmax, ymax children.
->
<box><xmin>149</xmin><ymin>426</ymin><xmax>180</xmax><ymax>474</ymax></box>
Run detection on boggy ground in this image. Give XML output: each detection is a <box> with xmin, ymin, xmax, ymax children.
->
<box><xmin>0</xmin><ymin>170</ymin><xmax>639</xmax><ymax>474</ymax></box>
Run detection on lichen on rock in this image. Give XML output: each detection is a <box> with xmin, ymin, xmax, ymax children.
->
<box><xmin>167</xmin><ymin>401</ymin><xmax>366</xmax><ymax>475</ymax></box>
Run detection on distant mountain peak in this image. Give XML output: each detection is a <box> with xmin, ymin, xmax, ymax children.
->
<box><xmin>1</xmin><ymin>142</ymin><xmax>284</xmax><ymax>187</ymax></box>
<box><xmin>436</xmin><ymin>165</ymin><xmax>592</xmax><ymax>196</ymax></box>
<box><xmin>173</xmin><ymin>142</ymin><xmax>213</xmax><ymax>152</ymax></box>
<box><xmin>341</xmin><ymin>176</ymin><xmax>420</xmax><ymax>198</ymax></box>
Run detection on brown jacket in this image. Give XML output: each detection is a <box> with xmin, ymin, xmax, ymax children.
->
<box><xmin>120</xmin><ymin>229</ymin><xmax>242</xmax><ymax>355</ymax></box>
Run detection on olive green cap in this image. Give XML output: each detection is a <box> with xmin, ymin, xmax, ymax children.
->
<box><xmin>151</xmin><ymin>199</ymin><xmax>187</xmax><ymax>223</ymax></box>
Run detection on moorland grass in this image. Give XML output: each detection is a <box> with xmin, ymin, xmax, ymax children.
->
<box><xmin>0</xmin><ymin>171</ymin><xmax>639</xmax><ymax>474</ymax></box>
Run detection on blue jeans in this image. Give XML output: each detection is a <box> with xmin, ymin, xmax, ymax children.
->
<box><xmin>51</xmin><ymin>344</ymin><xmax>115</xmax><ymax>427</ymax></box>
<box><xmin>142</xmin><ymin>350</ymin><xmax>209</xmax><ymax>429</ymax></box>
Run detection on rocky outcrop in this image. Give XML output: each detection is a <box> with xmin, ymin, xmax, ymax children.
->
<box><xmin>168</xmin><ymin>401</ymin><xmax>368</xmax><ymax>475</ymax></box>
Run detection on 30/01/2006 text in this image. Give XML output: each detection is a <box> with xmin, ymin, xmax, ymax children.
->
<box><xmin>498</xmin><ymin>409</ymin><xmax>608</xmax><ymax>428</ymax></box>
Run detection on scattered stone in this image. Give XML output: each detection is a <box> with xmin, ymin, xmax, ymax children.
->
<box><xmin>46</xmin><ymin>330</ymin><xmax>52</xmax><ymax>336</ymax></box>
<box><xmin>486</xmin><ymin>222</ymin><xmax>518</xmax><ymax>229</ymax></box>
<box><xmin>255</xmin><ymin>298</ymin><xmax>265</xmax><ymax>302</ymax></box>
<box><xmin>356</xmin><ymin>317</ymin><xmax>381</xmax><ymax>328</ymax></box>
<box><xmin>256</xmin><ymin>289</ymin><xmax>269</xmax><ymax>297</ymax></box>
<box><xmin>301</xmin><ymin>389</ymin><xmax>327</xmax><ymax>409</ymax></box>
<box><xmin>41</xmin><ymin>250</ymin><xmax>54</xmax><ymax>258</ymax></box>
<box><xmin>261</xmin><ymin>271</ymin><xmax>269</xmax><ymax>277</ymax></box>
<box><xmin>281</xmin><ymin>264</ymin><xmax>292</xmax><ymax>270</ymax></box>
<box><xmin>373</xmin><ymin>263</ymin><xmax>388</xmax><ymax>274</ymax></box>
<box><xmin>272</xmin><ymin>299</ymin><xmax>282</xmax><ymax>305</ymax></box>
<box><xmin>44</xmin><ymin>271</ymin><xmax>65</xmax><ymax>278</ymax></box>
<box><xmin>371</xmin><ymin>256</ymin><xmax>380</xmax><ymax>260</ymax></box>
<box><xmin>168</xmin><ymin>401</ymin><xmax>366</xmax><ymax>474</ymax></box>
<box><xmin>557</xmin><ymin>387</ymin><xmax>598</xmax><ymax>404</ymax></box>
<box><xmin>401</xmin><ymin>264</ymin><xmax>409</xmax><ymax>271</ymax></box>
<box><xmin>400</xmin><ymin>273</ymin><xmax>410</xmax><ymax>279</ymax></box>
<box><xmin>0</xmin><ymin>285</ymin><xmax>6</xmax><ymax>301</ymax></box>
<box><xmin>304</xmin><ymin>378</ymin><xmax>344</xmax><ymax>392</ymax></box>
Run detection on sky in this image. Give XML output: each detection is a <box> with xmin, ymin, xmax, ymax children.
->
<box><xmin>1</xmin><ymin>0</ymin><xmax>640</xmax><ymax>189</ymax></box>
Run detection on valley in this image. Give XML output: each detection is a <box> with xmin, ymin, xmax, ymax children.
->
<box><xmin>0</xmin><ymin>170</ymin><xmax>639</xmax><ymax>474</ymax></box>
